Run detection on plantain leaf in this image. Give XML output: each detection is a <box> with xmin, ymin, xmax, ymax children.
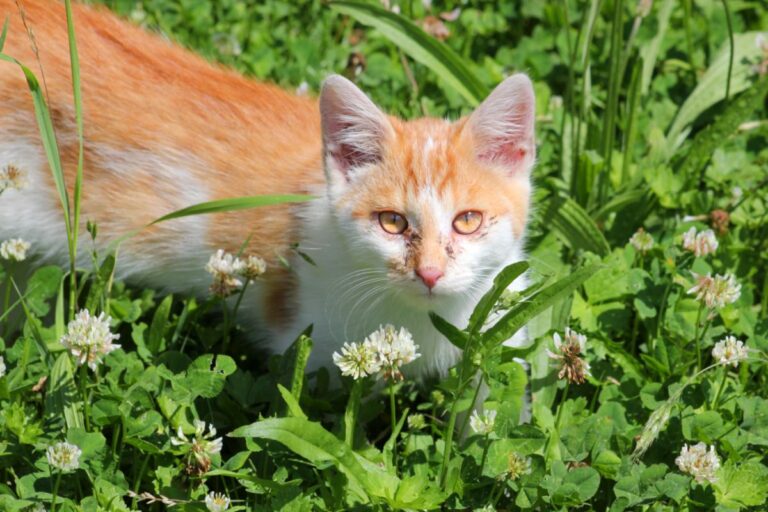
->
<box><xmin>429</xmin><ymin>311</ymin><xmax>468</xmax><ymax>350</ymax></box>
<box><xmin>277</xmin><ymin>384</ymin><xmax>307</xmax><ymax>419</ymax></box>
<box><xmin>677</xmin><ymin>75</ymin><xmax>768</xmax><ymax>179</ymax></box>
<box><xmin>467</xmin><ymin>261</ymin><xmax>529</xmax><ymax>335</ymax></box>
<box><xmin>45</xmin><ymin>353</ymin><xmax>84</xmax><ymax>430</ymax></box>
<box><xmin>666</xmin><ymin>32</ymin><xmax>766</xmax><ymax>152</ymax></box>
<box><xmin>483</xmin><ymin>263</ymin><xmax>602</xmax><ymax>348</ymax></box>
<box><xmin>593</xmin><ymin>188</ymin><xmax>652</xmax><ymax>220</ymax></box>
<box><xmin>543</xmin><ymin>196</ymin><xmax>610</xmax><ymax>256</ymax></box>
<box><xmin>148</xmin><ymin>294</ymin><xmax>173</xmax><ymax>355</ymax></box>
<box><xmin>231</xmin><ymin>417</ymin><xmax>399</xmax><ymax>503</ymax></box>
<box><xmin>330</xmin><ymin>1</ymin><xmax>488</xmax><ymax>105</ymax></box>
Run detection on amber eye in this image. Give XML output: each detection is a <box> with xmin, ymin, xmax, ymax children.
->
<box><xmin>378</xmin><ymin>211</ymin><xmax>408</xmax><ymax>234</ymax></box>
<box><xmin>453</xmin><ymin>211</ymin><xmax>483</xmax><ymax>234</ymax></box>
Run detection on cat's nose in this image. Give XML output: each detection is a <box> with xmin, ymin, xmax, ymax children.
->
<box><xmin>416</xmin><ymin>266</ymin><xmax>444</xmax><ymax>290</ymax></box>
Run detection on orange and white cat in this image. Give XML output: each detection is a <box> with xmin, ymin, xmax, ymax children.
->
<box><xmin>0</xmin><ymin>0</ymin><xmax>535</xmax><ymax>376</ymax></box>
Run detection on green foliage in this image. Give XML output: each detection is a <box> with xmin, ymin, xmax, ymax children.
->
<box><xmin>1</xmin><ymin>0</ymin><xmax>767</xmax><ymax>510</ymax></box>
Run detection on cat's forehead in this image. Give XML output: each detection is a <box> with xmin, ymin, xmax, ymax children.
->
<box><xmin>389</xmin><ymin>117</ymin><xmax>466</xmax><ymax>186</ymax></box>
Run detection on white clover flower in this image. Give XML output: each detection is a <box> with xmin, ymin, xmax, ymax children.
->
<box><xmin>205</xmin><ymin>249</ymin><xmax>244</xmax><ymax>297</ymax></box>
<box><xmin>60</xmin><ymin>310</ymin><xmax>121</xmax><ymax>371</ymax></box>
<box><xmin>0</xmin><ymin>238</ymin><xmax>31</xmax><ymax>261</ymax></box>
<box><xmin>675</xmin><ymin>443</ymin><xmax>720</xmax><ymax>483</ymax></box>
<box><xmin>682</xmin><ymin>227</ymin><xmax>718</xmax><ymax>257</ymax></box>
<box><xmin>171</xmin><ymin>420</ymin><xmax>223</xmax><ymax>454</ymax></box>
<box><xmin>236</xmin><ymin>254</ymin><xmax>267</xmax><ymax>282</ymax></box>
<box><xmin>547</xmin><ymin>328</ymin><xmax>590</xmax><ymax>384</ymax></box>
<box><xmin>505</xmin><ymin>452</ymin><xmax>532</xmax><ymax>481</ymax></box>
<box><xmin>629</xmin><ymin>228</ymin><xmax>654</xmax><ymax>253</ymax></box>
<box><xmin>365</xmin><ymin>324</ymin><xmax>420</xmax><ymax>381</ymax></box>
<box><xmin>469</xmin><ymin>409</ymin><xmax>497</xmax><ymax>435</ymax></box>
<box><xmin>0</xmin><ymin>164</ymin><xmax>27</xmax><ymax>193</ymax></box>
<box><xmin>332</xmin><ymin>341</ymin><xmax>381</xmax><ymax>380</ymax></box>
<box><xmin>46</xmin><ymin>441</ymin><xmax>82</xmax><ymax>472</ymax></box>
<box><xmin>712</xmin><ymin>335</ymin><xmax>749</xmax><ymax>367</ymax></box>
<box><xmin>204</xmin><ymin>491</ymin><xmax>230</xmax><ymax>512</ymax></box>
<box><xmin>0</xmin><ymin>356</ymin><xmax>5</xmax><ymax>378</ymax></box>
<box><xmin>688</xmin><ymin>272</ymin><xmax>741</xmax><ymax>309</ymax></box>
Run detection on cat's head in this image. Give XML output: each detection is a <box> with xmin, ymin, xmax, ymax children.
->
<box><xmin>319</xmin><ymin>74</ymin><xmax>535</xmax><ymax>306</ymax></box>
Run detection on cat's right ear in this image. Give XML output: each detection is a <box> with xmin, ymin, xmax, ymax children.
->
<box><xmin>319</xmin><ymin>75</ymin><xmax>393</xmax><ymax>181</ymax></box>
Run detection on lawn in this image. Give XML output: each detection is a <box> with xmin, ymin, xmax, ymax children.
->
<box><xmin>1</xmin><ymin>0</ymin><xmax>768</xmax><ymax>510</ymax></box>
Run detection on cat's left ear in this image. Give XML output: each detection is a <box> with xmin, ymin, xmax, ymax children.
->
<box><xmin>464</xmin><ymin>73</ymin><xmax>536</xmax><ymax>176</ymax></box>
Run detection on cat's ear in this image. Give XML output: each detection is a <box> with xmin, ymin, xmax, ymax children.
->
<box><xmin>320</xmin><ymin>75</ymin><xmax>394</xmax><ymax>180</ymax></box>
<box><xmin>464</xmin><ymin>73</ymin><xmax>536</xmax><ymax>175</ymax></box>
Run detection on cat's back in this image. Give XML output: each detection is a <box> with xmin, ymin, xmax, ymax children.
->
<box><xmin>0</xmin><ymin>0</ymin><xmax>323</xmax><ymax>271</ymax></box>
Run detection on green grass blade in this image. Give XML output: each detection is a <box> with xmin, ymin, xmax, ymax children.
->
<box><xmin>0</xmin><ymin>54</ymin><xmax>72</xmax><ymax>235</ymax></box>
<box><xmin>639</xmin><ymin>0</ymin><xmax>673</xmax><ymax>95</ymax></box>
<box><xmin>0</xmin><ymin>17</ymin><xmax>9</xmax><ymax>52</ymax></box>
<box><xmin>64</xmin><ymin>0</ymin><xmax>85</xmax><ymax>319</ymax></box>
<box><xmin>149</xmin><ymin>194</ymin><xmax>313</xmax><ymax>225</ymax></box>
<box><xmin>330</xmin><ymin>1</ymin><xmax>488</xmax><ymax>105</ymax></box>
<box><xmin>542</xmin><ymin>196</ymin><xmax>610</xmax><ymax>256</ymax></box>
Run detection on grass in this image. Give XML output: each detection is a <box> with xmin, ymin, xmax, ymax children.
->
<box><xmin>1</xmin><ymin>0</ymin><xmax>768</xmax><ymax>510</ymax></box>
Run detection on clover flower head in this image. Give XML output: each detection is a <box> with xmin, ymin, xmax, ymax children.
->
<box><xmin>407</xmin><ymin>413</ymin><xmax>426</xmax><ymax>430</ymax></box>
<box><xmin>629</xmin><ymin>228</ymin><xmax>654</xmax><ymax>253</ymax></box>
<box><xmin>0</xmin><ymin>164</ymin><xmax>27</xmax><ymax>193</ymax></box>
<box><xmin>687</xmin><ymin>272</ymin><xmax>741</xmax><ymax>309</ymax></box>
<box><xmin>365</xmin><ymin>324</ymin><xmax>420</xmax><ymax>381</ymax></box>
<box><xmin>46</xmin><ymin>441</ymin><xmax>82</xmax><ymax>472</ymax></box>
<box><xmin>682</xmin><ymin>227</ymin><xmax>718</xmax><ymax>257</ymax></box>
<box><xmin>504</xmin><ymin>452</ymin><xmax>532</xmax><ymax>481</ymax></box>
<box><xmin>712</xmin><ymin>335</ymin><xmax>748</xmax><ymax>367</ymax></box>
<box><xmin>204</xmin><ymin>491</ymin><xmax>230</xmax><ymax>512</ymax></box>
<box><xmin>59</xmin><ymin>310</ymin><xmax>121</xmax><ymax>371</ymax></box>
<box><xmin>205</xmin><ymin>249</ymin><xmax>243</xmax><ymax>297</ymax></box>
<box><xmin>171</xmin><ymin>420</ymin><xmax>223</xmax><ymax>475</ymax></box>
<box><xmin>469</xmin><ymin>409</ymin><xmax>497</xmax><ymax>435</ymax></box>
<box><xmin>0</xmin><ymin>238</ymin><xmax>31</xmax><ymax>261</ymax></box>
<box><xmin>547</xmin><ymin>328</ymin><xmax>590</xmax><ymax>384</ymax></box>
<box><xmin>0</xmin><ymin>356</ymin><xmax>5</xmax><ymax>378</ymax></box>
<box><xmin>675</xmin><ymin>443</ymin><xmax>720</xmax><ymax>483</ymax></box>
<box><xmin>237</xmin><ymin>254</ymin><xmax>267</xmax><ymax>282</ymax></box>
<box><xmin>332</xmin><ymin>341</ymin><xmax>381</xmax><ymax>380</ymax></box>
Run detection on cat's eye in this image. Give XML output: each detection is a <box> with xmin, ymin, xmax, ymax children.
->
<box><xmin>378</xmin><ymin>211</ymin><xmax>409</xmax><ymax>234</ymax></box>
<box><xmin>453</xmin><ymin>211</ymin><xmax>483</xmax><ymax>235</ymax></box>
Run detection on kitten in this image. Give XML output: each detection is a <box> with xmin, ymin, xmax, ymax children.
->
<box><xmin>0</xmin><ymin>0</ymin><xmax>535</xmax><ymax>377</ymax></box>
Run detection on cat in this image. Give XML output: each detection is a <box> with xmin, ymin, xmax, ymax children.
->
<box><xmin>0</xmin><ymin>0</ymin><xmax>535</xmax><ymax>378</ymax></box>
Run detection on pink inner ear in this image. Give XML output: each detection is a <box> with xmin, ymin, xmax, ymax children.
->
<box><xmin>478</xmin><ymin>140</ymin><xmax>530</xmax><ymax>171</ymax></box>
<box><xmin>330</xmin><ymin>132</ymin><xmax>381</xmax><ymax>174</ymax></box>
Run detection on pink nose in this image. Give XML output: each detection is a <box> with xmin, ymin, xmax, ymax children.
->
<box><xmin>416</xmin><ymin>266</ymin><xmax>444</xmax><ymax>290</ymax></box>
